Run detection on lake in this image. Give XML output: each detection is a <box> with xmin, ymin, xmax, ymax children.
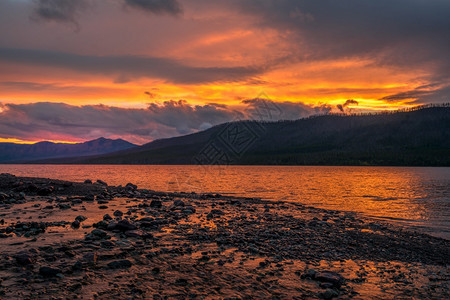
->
<box><xmin>1</xmin><ymin>165</ymin><xmax>449</xmax><ymax>239</ymax></box>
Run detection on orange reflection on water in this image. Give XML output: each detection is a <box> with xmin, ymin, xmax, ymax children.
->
<box><xmin>0</xmin><ymin>165</ymin><xmax>449</xmax><ymax>238</ymax></box>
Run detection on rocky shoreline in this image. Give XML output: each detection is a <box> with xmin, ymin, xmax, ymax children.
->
<box><xmin>0</xmin><ymin>173</ymin><xmax>449</xmax><ymax>299</ymax></box>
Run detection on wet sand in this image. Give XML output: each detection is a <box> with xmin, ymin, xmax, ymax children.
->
<box><xmin>0</xmin><ymin>173</ymin><xmax>449</xmax><ymax>299</ymax></box>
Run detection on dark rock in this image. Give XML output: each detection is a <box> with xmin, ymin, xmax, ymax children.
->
<box><xmin>320</xmin><ymin>289</ymin><xmax>339</xmax><ymax>299</ymax></box>
<box><xmin>72</xmin><ymin>261</ymin><xmax>83</xmax><ymax>271</ymax></box>
<box><xmin>207</xmin><ymin>209</ymin><xmax>225</xmax><ymax>219</ymax></box>
<box><xmin>103</xmin><ymin>214</ymin><xmax>113</xmax><ymax>221</ymax></box>
<box><xmin>82</xmin><ymin>252</ymin><xmax>98</xmax><ymax>265</ymax></box>
<box><xmin>107</xmin><ymin>259</ymin><xmax>132</xmax><ymax>269</ymax></box>
<box><xmin>84</xmin><ymin>194</ymin><xmax>95</xmax><ymax>201</ymax></box>
<box><xmin>113</xmin><ymin>210</ymin><xmax>123</xmax><ymax>217</ymax></box>
<box><xmin>125</xmin><ymin>230</ymin><xmax>143</xmax><ymax>238</ymax></box>
<box><xmin>116</xmin><ymin>220</ymin><xmax>137</xmax><ymax>231</ymax></box>
<box><xmin>91</xmin><ymin>229</ymin><xmax>108</xmax><ymax>238</ymax></box>
<box><xmin>150</xmin><ymin>200</ymin><xmax>162</xmax><ymax>208</ymax></box>
<box><xmin>75</xmin><ymin>215</ymin><xmax>87</xmax><ymax>222</ymax></box>
<box><xmin>93</xmin><ymin>220</ymin><xmax>108</xmax><ymax>229</ymax></box>
<box><xmin>84</xmin><ymin>179</ymin><xmax>92</xmax><ymax>184</ymax></box>
<box><xmin>107</xmin><ymin>222</ymin><xmax>118</xmax><ymax>231</ymax></box>
<box><xmin>15</xmin><ymin>252</ymin><xmax>34</xmax><ymax>265</ymax></box>
<box><xmin>314</xmin><ymin>271</ymin><xmax>344</xmax><ymax>288</ymax></box>
<box><xmin>100</xmin><ymin>240</ymin><xmax>115</xmax><ymax>248</ymax></box>
<box><xmin>58</xmin><ymin>204</ymin><xmax>71</xmax><ymax>210</ymax></box>
<box><xmin>71</xmin><ymin>220</ymin><xmax>80</xmax><ymax>229</ymax></box>
<box><xmin>320</xmin><ymin>282</ymin><xmax>335</xmax><ymax>289</ymax></box>
<box><xmin>96</xmin><ymin>180</ymin><xmax>108</xmax><ymax>186</ymax></box>
<box><xmin>139</xmin><ymin>217</ymin><xmax>154</xmax><ymax>222</ymax></box>
<box><xmin>39</xmin><ymin>266</ymin><xmax>61</xmax><ymax>277</ymax></box>
<box><xmin>37</xmin><ymin>186</ymin><xmax>54</xmax><ymax>196</ymax></box>
<box><xmin>69</xmin><ymin>283</ymin><xmax>82</xmax><ymax>292</ymax></box>
<box><xmin>175</xmin><ymin>278</ymin><xmax>188</xmax><ymax>286</ymax></box>
<box><xmin>182</xmin><ymin>207</ymin><xmax>196</xmax><ymax>214</ymax></box>
<box><xmin>98</xmin><ymin>205</ymin><xmax>108</xmax><ymax>209</ymax></box>
<box><xmin>126</xmin><ymin>183</ymin><xmax>137</xmax><ymax>190</ymax></box>
<box><xmin>302</xmin><ymin>269</ymin><xmax>318</xmax><ymax>279</ymax></box>
<box><xmin>174</xmin><ymin>199</ymin><xmax>185</xmax><ymax>207</ymax></box>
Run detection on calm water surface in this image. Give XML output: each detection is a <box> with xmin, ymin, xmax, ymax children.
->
<box><xmin>1</xmin><ymin>165</ymin><xmax>449</xmax><ymax>239</ymax></box>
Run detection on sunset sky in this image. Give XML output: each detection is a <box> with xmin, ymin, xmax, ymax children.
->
<box><xmin>1</xmin><ymin>0</ymin><xmax>449</xmax><ymax>144</ymax></box>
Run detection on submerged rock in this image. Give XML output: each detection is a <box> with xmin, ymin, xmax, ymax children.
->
<box><xmin>107</xmin><ymin>259</ymin><xmax>132</xmax><ymax>269</ymax></box>
<box><xmin>314</xmin><ymin>271</ymin><xmax>344</xmax><ymax>288</ymax></box>
<box><xmin>116</xmin><ymin>220</ymin><xmax>137</xmax><ymax>231</ymax></box>
<box><xmin>39</xmin><ymin>266</ymin><xmax>62</xmax><ymax>277</ymax></box>
<box><xmin>207</xmin><ymin>209</ymin><xmax>225</xmax><ymax>219</ymax></box>
<box><xmin>113</xmin><ymin>210</ymin><xmax>123</xmax><ymax>217</ymax></box>
<box><xmin>15</xmin><ymin>252</ymin><xmax>35</xmax><ymax>265</ymax></box>
<box><xmin>150</xmin><ymin>200</ymin><xmax>162</xmax><ymax>208</ymax></box>
<box><xmin>96</xmin><ymin>180</ymin><xmax>108</xmax><ymax>186</ymax></box>
<box><xmin>173</xmin><ymin>199</ymin><xmax>185</xmax><ymax>207</ymax></box>
<box><xmin>71</xmin><ymin>220</ymin><xmax>80</xmax><ymax>229</ymax></box>
<box><xmin>75</xmin><ymin>215</ymin><xmax>87</xmax><ymax>222</ymax></box>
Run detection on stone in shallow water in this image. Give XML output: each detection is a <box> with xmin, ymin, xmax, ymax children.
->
<box><xmin>107</xmin><ymin>259</ymin><xmax>132</xmax><ymax>269</ymax></box>
<box><xmin>126</xmin><ymin>183</ymin><xmax>137</xmax><ymax>190</ymax></box>
<box><xmin>319</xmin><ymin>289</ymin><xmax>339</xmax><ymax>299</ymax></box>
<box><xmin>113</xmin><ymin>210</ymin><xmax>123</xmax><ymax>217</ymax></box>
<box><xmin>314</xmin><ymin>271</ymin><xmax>344</xmax><ymax>287</ymax></box>
<box><xmin>174</xmin><ymin>199</ymin><xmax>185</xmax><ymax>207</ymax></box>
<box><xmin>71</xmin><ymin>220</ymin><xmax>80</xmax><ymax>229</ymax></box>
<box><xmin>75</xmin><ymin>215</ymin><xmax>87</xmax><ymax>222</ymax></box>
<box><xmin>116</xmin><ymin>219</ymin><xmax>137</xmax><ymax>231</ymax></box>
<box><xmin>96</xmin><ymin>179</ymin><xmax>108</xmax><ymax>186</ymax></box>
<box><xmin>125</xmin><ymin>230</ymin><xmax>143</xmax><ymax>238</ymax></box>
<box><xmin>91</xmin><ymin>229</ymin><xmax>108</xmax><ymax>238</ymax></box>
<box><xmin>15</xmin><ymin>252</ymin><xmax>34</xmax><ymax>265</ymax></box>
<box><xmin>39</xmin><ymin>266</ymin><xmax>61</xmax><ymax>277</ymax></box>
<box><xmin>207</xmin><ymin>209</ymin><xmax>225</xmax><ymax>219</ymax></box>
<box><xmin>150</xmin><ymin>200</ymin><xmax>162</xmax><ymax>208</ymax></box>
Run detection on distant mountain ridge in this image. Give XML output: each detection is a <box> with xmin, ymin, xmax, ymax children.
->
<box><xmin>28</xmin><ymin>106</ymin><xmax>450</xmax><ymax>166</ymax></box>
<box><xmin>0</xmin><ymin>137</ymin><xmax>137</xmax><ymax>163</ymax></box>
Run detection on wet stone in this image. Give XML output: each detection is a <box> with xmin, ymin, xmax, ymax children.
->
<box><xmin>314</xmin><ymin>271</ymin><xmax>344</xmax><ymax>288</ymax></box>
<box><xmin>107</xmin><ymin>259</ymin><xmax>132</xmax><ymax>269</ymax></box>
<box><xmin>150</xmin><ymin>200</ymin><xmax>162</xmax><ymax>208</ymax></box>
<box><xmin>71</xmin><ymin>220</ymin><xmax>81</xmax><ymax>229</ymax></box>
<box><xmin>15</xmin><ymin>252</ymin><xmax>34</xmax><ymax>265</ymax></box>
<box><xmin>113</xmin><ymin>210</ymin><xmax>123</xmax><ymax>217</ymax></box>
<box><xmin>75</xmin><ymin>215</ymin><xmax>87</xmax><ymax>222</ymax></box>
<box><xmin>39</xmin><ymin>266</ymin><xmax>62</xmax><ymax>277</ymax></box>
<box><xmin>116</xmin><ymin>220</ymin><xmax>137</xmax><ymax>231</ymax></box>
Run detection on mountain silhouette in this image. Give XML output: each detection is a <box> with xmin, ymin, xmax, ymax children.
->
<box><xmin>17</xmin><ymin>106</ymin><xmax>450</xmax><ymax>166</ymax></box>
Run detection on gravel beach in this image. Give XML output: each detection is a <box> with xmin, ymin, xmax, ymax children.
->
<box><xmin>0</xmin><ymin>173</ymin><xmax>449</xmax><ymax>299</ymax></box>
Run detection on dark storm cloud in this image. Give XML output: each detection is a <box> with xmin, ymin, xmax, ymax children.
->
<box><xmin>381</xmin><ymin>90</ymin><xmax>434</xmax><ymax>102</ymax></box>
<box><xmin>0</xmin><ymin>99</ymin><xmax>323</xmax><ymax>143</ymax></box>
<box><xmin>0</xmin><ymin>101</ymin><xmax>238</xmax><ymax>143</ymax></box>
<box><xmin>238</xmin><ymin>0</ymin><xmax>450</xmax><ymax>59</ymax></box>
<box><xmin>381</xmin><ymin>84</ymin><xmax>450</xmax><ymax>104</ymax></box>
<box><xmin>336</xmin><ymin>99</ymin><xmax>358</xmax><ymax>113</ymax></box>
<box><xmin>0</xmin><ymin>48</ymin><xmax>263</xmax><ymax>84</ymax></box>
<box><xmin>236</xmin><ymin>0</ymin><xmax>450</xmax><ymax>102</ymax></box>
<box><xmin>124</xmin><ymin>0</ymin><xmax>182</xmax><ymax>15</ymax></box>
<box><xmin>31</xmin><ymin>0</ymin><xmax>89</xmax><ymax>25</ymax></box>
